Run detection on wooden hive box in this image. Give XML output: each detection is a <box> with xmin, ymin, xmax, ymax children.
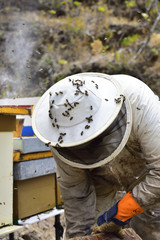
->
<box><xmin>13</xmin><ymin>174</ymin><xmax>57</xmax><ymax>219</ymax></box>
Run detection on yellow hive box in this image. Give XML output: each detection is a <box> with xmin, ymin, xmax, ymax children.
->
<box><xmin>13</xmin><ymin>174</ymin><xmax>59</xmax><ymax>219</ymax></box>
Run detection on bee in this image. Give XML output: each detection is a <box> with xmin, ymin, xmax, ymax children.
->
<box><xmin>45</xmin><ymin>142</ymin><xmax>51</xmax><ymax>147</ymax></box>
<box><xmin>95</xmin><ymin>84</ymin><xmax>98</xmax><ymax>89</ymax></box>
<box><xmin>90</xmin><ymin>106</ymin><xmax>93</xmax><ymax>110</ymax></box>
<box><xmin>58</xmin><ymin>136</ymin><xmax>62</xmax><ymax>142</ymax></box>
<box><xmin>85</xmin><ymin>90</ymin><xmax>89</xmax><ymax>96</ymax></box>
<box><xmin>55</xmin><ymin>92</ymin><xmax>59</xmax><ymax>96</ymax></box>
<box><xmin>86</xmin><ymin>115</ymin><xmax>93</xmax><ymax>123</ymax></box>
<box><xmin>55</xmin><ymin>118</ymin><xmax>57</xmax><ymax>123</ymax></box>
<box><xmin>59</xmin><ymin>91</ymin><xmax>63</xmax><ymax>94</ymax></box>
<box><xmin>52</xmin><ymin>123</ymin><xmax>55</xmax><ymax>127</ymax></box>
<box><xmin>49</xmin><ymin>113</ymin><xmax>53</xmax><ymax>119</ymax></box>
<box><xmin>52</xmin><ymin>100</ymin><xmax>55</xmax><ymax>104</ymax></box>
<box><xmin>60</xmin><ymin>133</ymin><xmax>66</xmax><ymax>136</ymax></box>
<box><xmin>81</xmin><ymin>131</ymin><xmax>84</xmax><ymax>136</ymax></box>
<box><xmin>85</xmin><ymin>125</ymin><xmax>90</xmax><ymax>129</ymax></box>
<box><xmin>49</xmin><ymin>92</ymin><xmax>52</xmax><ymax>96</ymax></box>
<box><xmin>56</xmin><ymin>124</ymin><xmax>59</xmax><ymax>129</ymax></box>
<box><xmin>105</xmin><ymin>98</ymin><xmax>108</xmax><ymax>101</ymax></box>
<box><xmin>74</xmin><ymin>102</ymin><xmax>79</xmax><ymax>107</ymax></box>
<box><xmin>65</xmin><ymin>111</ymin><xmax>70</xmax><ymax>115</ymax></box>
<box><xmin>68</xmin><ymin>102</ymin><xmax>74</xmax><ymax>109</ymax></box>
<box><xmin>70</xmin><ymin>117</ymin><xmax>73</xmax><ymax>120</ymax></box>
<box><xmin>137</xmin><ymin>107</ymin><xmax>141</xmax><ymax>110</ymax></box>
<box><xmin>114</xmin><ymin>97</ymin><xmax>121</xmax><ymax>103</ymax></box>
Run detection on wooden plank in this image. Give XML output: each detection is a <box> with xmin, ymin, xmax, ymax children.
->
<box><xmin>0</xmin><ymin>225</ymin><xmax>24</xmax><ymax>237</ymax></box>
<box><xmin>13</xmin><ymin>119</ymin><xmax>24</xmax><ymax>137</ymax></box>
<box><xmin>0</xmin><ymin>107</ymin><xmax>31</xmax><ymax>115</ymax></box>
<box><xmin>0</xmin><ymin>97</ymin><xmax>39</xmax><ymax>107</ymax></box>
<box><xmin>18</xmin><ymin>208</ymin><xmax>64</xmax><ymax>225</ymax></box>
<box><xmin>13</xmin><ymin>157</ymin><xmax>56</xmax><ymax>180</ymax></box>
<box><xmin>13</xmin><ymin>137</ymin><xmax>50</xmax><ymax>154</ymax></box>
<box><xmin>13</xmin><ymin>151</ymin><xmax>53</xmax><ymax>162</ymax></box>
<box><xmin>69</xmin><ymin>228</ymin><xmax>142</xmax><ymax>240</ymax></box>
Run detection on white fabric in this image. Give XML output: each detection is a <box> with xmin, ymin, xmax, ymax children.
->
<box><xmin>32</xmin><ymin>73</ymin><xmax>124</xmax><ymax>147</ymax></box>
<box><xmin>50</xmin><ymin>74</ymin><xmax>160</xmax><ymax>239</ymax></box>
<box><xmin>113</xmin><ymin>74</ymin><xmax>160</xmax><ymax>208</ymax></box>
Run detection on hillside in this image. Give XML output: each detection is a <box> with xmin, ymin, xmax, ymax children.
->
<box><xmin>0</xmin><ymin>0</ymin><xmax>160</xmax><ymax>98</ymax></box>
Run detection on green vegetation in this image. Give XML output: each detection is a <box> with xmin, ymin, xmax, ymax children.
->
<box><xmin>124</xmin><ymin>0</ymin><xmax>135</xmax><ymax>8</ymax></box>
<box><xmin>152</xmin><ymin>48</ymin><xmax>158</xmax><ymax>55</ymax></box>
<box><xmin>74</xmin><ymin>1</ymin><xmax>82</xmax><ymax>6</ymax></box>
<box><xmin>121</xmin><ymin>34</ymin><xmax>140</xmax><ymax>46</ymax></box>
<box><xmin>59</xmin><ymin>59</ymin><xmax>68</xmax><ymax>65</ymax></box>
<box><xmin>97</xmin><ymin>6</ymin><xmax>106</xmax><ymax>12</ymax></box>
<box><xmin>48</xmin><ymin>10</ymin><xmax>56</xmax><ymax>15</ymax></box>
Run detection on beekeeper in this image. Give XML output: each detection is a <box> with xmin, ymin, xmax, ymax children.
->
<box><xmin>32</xmin><ymin>73</ymin><xmax>160</xmax><ymax>240</ymax></box>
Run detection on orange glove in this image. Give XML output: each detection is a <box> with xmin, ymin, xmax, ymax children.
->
<box><xmin>114</xmin><ymin>191</ymin><xmax>144</xmax><ymax>222</ymax></box>
<box><xmin>97</xmin><ymin>192</ymin><xmax>144</xmax><ymax>226</ymax></box>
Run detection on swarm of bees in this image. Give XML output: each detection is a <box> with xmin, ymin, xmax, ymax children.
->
<box><xmin>48</xmin><ymin>78</ymin><xmax>113</xmax><ymax>146</ymax></box>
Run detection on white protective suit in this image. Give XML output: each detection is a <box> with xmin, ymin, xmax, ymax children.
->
<box><xmin>50</xmin><ymin>74</ymin><xmax>160</xmax><ymax>240</ymax></box>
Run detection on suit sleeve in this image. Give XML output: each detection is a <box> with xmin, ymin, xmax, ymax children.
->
<box><xmin>113</xmin><ymin>74</ymin><xmax>160</xmax><ymax>209</ymax></box>
<box><xmin>132</xmin><ymin>83</ymin><xmax>160</xmax><ymax>208</ymax></box>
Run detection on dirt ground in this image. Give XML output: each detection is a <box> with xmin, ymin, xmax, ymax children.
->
<box><xmin>0</xmin><ymin>214</ymin><xmax>65</xmax><ymax>240</ymax></box>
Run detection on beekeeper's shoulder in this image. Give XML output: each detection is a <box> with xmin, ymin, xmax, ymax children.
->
<box><xmin>111</xmin><ymin>74</ymin><xmax>158</xmax><ymax>105</ymax></box>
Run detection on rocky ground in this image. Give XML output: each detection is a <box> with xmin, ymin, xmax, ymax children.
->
<box><xmin>0</xmin><ymin>214</ymin><xmax>65</xmax><ymax>240</ymax></box>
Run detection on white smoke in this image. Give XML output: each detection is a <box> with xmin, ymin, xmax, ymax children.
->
<box><xmin>1</xmin><ymin>18</ymin><xmax>35</xmax><ymax>98</ymax></box>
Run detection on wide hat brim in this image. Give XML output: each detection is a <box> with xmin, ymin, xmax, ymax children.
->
<box><xmin>32</xmin><ymin>72</ymin><xmax>131</xmax><ymax>148</ymax></box>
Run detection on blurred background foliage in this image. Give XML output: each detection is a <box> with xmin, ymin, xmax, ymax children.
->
<box><xmin>0</xmin><ymin>0</ymin><xmax>160</xmax><ymax>98</ymax></box>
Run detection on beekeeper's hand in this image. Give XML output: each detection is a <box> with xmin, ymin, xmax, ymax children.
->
<box><xmin>92</xmin><ymin>221</ymin><xmax>126</xmax><ymax>239</ymax></box>
<box><xmin>92</xmin><ymin>192</ymin><xmax>144</xmax><ymax>239</ymax></box>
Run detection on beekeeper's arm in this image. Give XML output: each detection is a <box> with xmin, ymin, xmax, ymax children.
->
<box><xmin>130</xmin><ymin>78</ymin><xmax>160</xmax><ymax>208</ymax></box>
<box><xmin>96</xmin><ymin>75</ymin><xmax>160</xmax><ymax>229</ymax></box>
<box><xmin>50</xmin><ymin>151</ymin><xmax>96</xmax><ymax>239</ymax></box>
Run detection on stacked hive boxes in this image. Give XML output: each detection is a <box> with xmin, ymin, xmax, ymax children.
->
<box><xmin>11</xmin><ymin>99</ymin><xmax>63</xmax><ymax>220</ymax></box>
<box><xmin>13</xmin><ymin>136</ymin><xmax>63</xmax><ymax>219</ymax></box>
